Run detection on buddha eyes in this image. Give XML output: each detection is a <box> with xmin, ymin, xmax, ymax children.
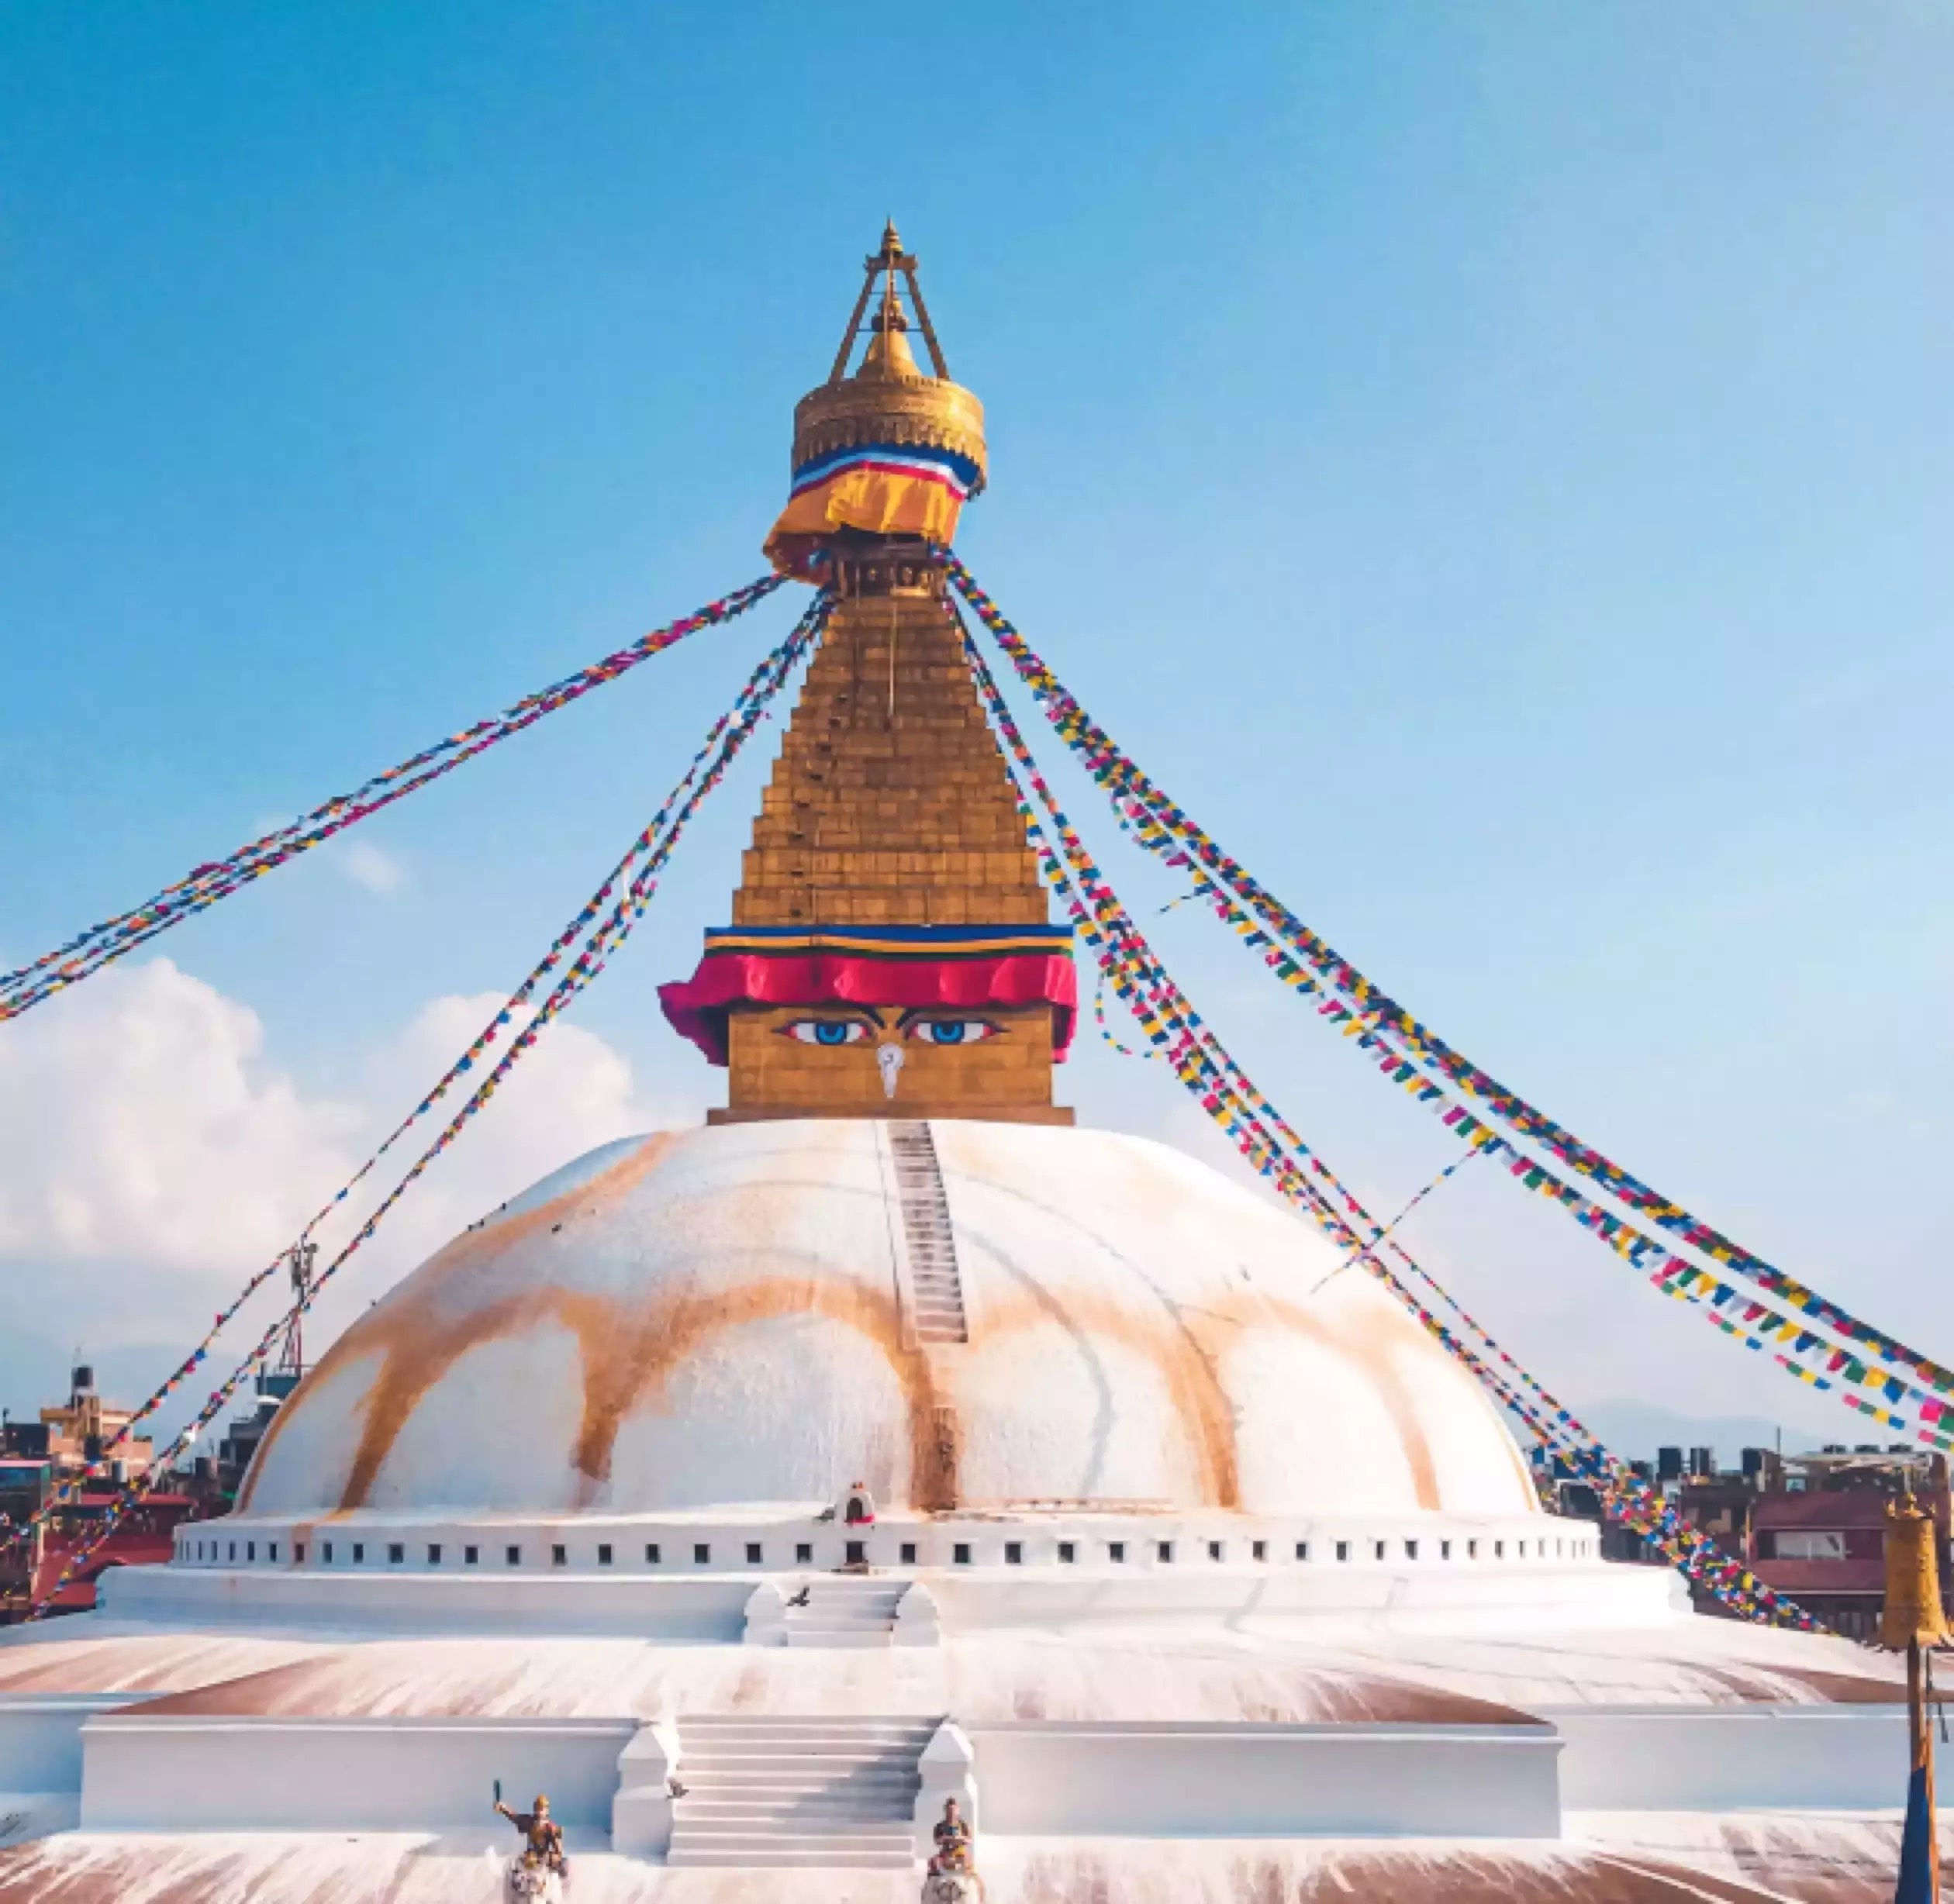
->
<box><xmin>782</xmin><ymin>1019</ymin><xmax>872</xmax><ymax>1046</ymax></box>
<box><xmin>907</xmin><ymin>1019</ymin><xmax>1001</xmax><ymax>1046</ymax></box>
<box><xmin>778</xmin><ymin>1017</ymin><xmax>1003</xmax><ymax>1047</ymax></box>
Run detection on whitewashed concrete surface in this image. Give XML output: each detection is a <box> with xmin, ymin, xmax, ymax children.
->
<box><xmin>0</xmin><ymin>1796</ymin><xmax>78</xmax><ymax>1855</ymax></box>
<box><xmin>105</xmin><ymin>1564</ymin><xmax>754</xmax><ymax>1638</ymax></box>
<box><xmin>175</xmin><ymin>1508</ymin><xmax>1591</xmax><ymax>1580</ymax></box>
<box><xmin>1571</xmin><ymin>1807</ymin><xmax>1948</xmax><ymax>1892</ymax></box>
<box><xmin>0</xmin><ymin>1833</ymin><xmax>919</xmax><ymax>1904</ymax></box>
<box><xmin>79</xmin><ymin>1715</ymin><xmax>635</xmax><ymax>1832</ymax></box>
<box><xmin>966</xmin><ymin>1719</ymin><xmax>1562</xmax><ymax>1838</ymax></box>
<box><xmin>1316</xmin><ymin>1612</ymin><xmax>1904</xmax><ymax>1710</ymax></box>
<box><xmin>1551</xmin><ymin>1704</ymin><xmax>1908</xmax><ymax>1810</ymax></box>
<box><xmin>0</xmin><ymin>1623</ymin><xmax>330</xmax><ymax>1698</ymax></box>
<box><xmin>0</xmin><ymin>1629</ymin><xmax>1525</xmax><ymax>1727</ymax></box>
<box><xmin>116</xmin><ymin>1544</ymin><xmax>1645</xmax><ymax>1639</ymax></box>
<box><xmin>0</xmin><ymin>1699</ymin><xmax>126</xmax><ymax>1792</ymax></box>
<box><xmin>1</xmin><ymin>1826</ymin><xmax>1935</xmax><ymax>1902</ymax></box>
<box><xmin>0</xmin><ymin>1620</ymin><xmax>1903</xmax><ymax>1726</ymax></box>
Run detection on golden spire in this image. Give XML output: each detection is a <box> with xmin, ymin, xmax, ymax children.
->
<box><xmin>668</xmin><ymin>226</ymin><xmax>1075</xmax><ymax>1123</ymax></box>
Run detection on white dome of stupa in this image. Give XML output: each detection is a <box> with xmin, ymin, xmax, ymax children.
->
<box><xmin>240</xmin><ymin>1119</ymin><xmax>1538</xmax><ymax>1522</ymax></box>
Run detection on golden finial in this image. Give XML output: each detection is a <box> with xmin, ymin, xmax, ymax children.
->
<box><xmin>858</xmin><ymin>260</ymin><xmax>920</xmax><ymax>381</ymax></box>
<box><xmin>791</xmin><ymin>222</ymin><xmax>986</xmax><ymax>493</ymax></box>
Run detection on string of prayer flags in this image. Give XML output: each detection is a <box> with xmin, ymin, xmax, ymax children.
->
<box><xmin>1</xmin><ymin>574</ymin><xmax>788</xmax><ymax>1025</ymax></box>
<box><xmin>23</xmin><ymin>597</ymin><xmax>832</xmax><ymax>1614</ymax></box>
<box><xmin>941</xmin><ymin>552</ymin><xmax>1952</xmax><ymax>1439</ymax></box>
<box><xmin>1109</xmin><ymin>803</ymin><xmax>1954</xmax><ymax>1449</ymax></box>
<box><xmin>951</xmin><ymin>597</ymin><xmax>1822</xmax><ymax>1635</ymax></box>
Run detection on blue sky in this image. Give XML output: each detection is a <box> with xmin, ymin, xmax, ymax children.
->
<box><xmin>2</xmin><ymin>4</ymin><xmax>1951</xmax><ymax>1457</ymax></box>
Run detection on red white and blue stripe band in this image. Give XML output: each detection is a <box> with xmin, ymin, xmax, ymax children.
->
<box><xmin>789</xmin><ymin>440</ymin><xmax>982</xmax><ymax>501</ymax></box>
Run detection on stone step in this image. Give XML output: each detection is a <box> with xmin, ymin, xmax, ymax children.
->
<box><xmin>785</xmin><ymin>1609</ymin><xmax>903</xmax><ymax>1625</ymax></box>
<box><xmin>889</xmin><ymin>1121</ymin><xmax>968</xmax><ymax>1346</ymax></box>
<box><xmin>681</xmin><ymin>1740</ymin><xmax>926</xmax><ymax>1757</ymax></box>
<box><xmin>681</xmin><ymin>1716</ymin><xmax>934</xmax><ymax>1733</ymax></box>
<box><xmin>683</xmin><ymin>1757</ymin><xmax>920</xmax><ymax>1770</ymax></box>
<box><xmin>668</xmin><ymin>1709</ymin><xmax>936</xmax><ymax>1872</ymax></box>
<box><xmin>680</xmin><ymin>1736</ymin><xmax>925</xmax><ymax>1751</ymax></box>
<box><xmin>678</xmin><ymin>1788</ymin><xmax>917</xmax><ymax>1809</ymax></box>
<box><xmin>671</xmin><ymin>1826</ymin><xmax>917</xmax><ymax>1846</ymax></box>
<box><xmin>682</xmin><ymin>1778</ymin><xmax>917</xmax><ymax>1796</ymax></box>
<box><xmin>671</xmin><ymin>1835</ymin><xmax>914</xmax><ymax>1851</ymax></box>
<box><xmin>678</xmin><ymin>1786</ymin><xmax>913</xmax><ymax>1803</ymax></box>
<box><xmin>678</xmin><ymin>1804</ymin><xmax>914</xmax><ymax>1826</ymax></box>
<box><xmin>681</xmin><ymin>1749</ymin><xmax>924</xmax><ymax>1764</ymax></box>
<box><xmin>684</xmin><ymin>1765</ymin><xmax>922</xmax><ymax>1778</ymax></box>
<box><xmin>676</xmin><ymin>1808</ymin><xmax>913</xmax><ymax>1826</ymax></box>
<box><xmin>785</xmin><ymin>1595</ymin><xmax>906</xmax><ymax>1608</ymax></box>
<box><xmin>775</xmin><ymin>1576</ymin><xmax>903</xmax><ymax>1593</ymax></box>
<box><xmin>668</xmin><ymin>1847</ymin><xmax>917</xmax><ymax>1870</ymax></box>
<box><xmin>785</xmin><ymin>1630</ymin><xmax>892</xmax><ymax>1649</ymax></box>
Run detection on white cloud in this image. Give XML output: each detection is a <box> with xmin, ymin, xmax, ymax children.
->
<box><xmin>0</xmin><ymin>963</ymin><xmax>703</xmax><ymax>1380</ymax></box>
<box><xmin>337</xmin><ymin>840</ymin><xmax>408</xmax><ymax>895</ymax></box>
<box><xmin>0</xmin><ymin>960</ymin><xmax>364</xmax><ymax>1273</ymax></box>
<box><xmin>348</xmin><ymin>992</ymin><xmax>699</xmax><ymax>1271</ymax></box>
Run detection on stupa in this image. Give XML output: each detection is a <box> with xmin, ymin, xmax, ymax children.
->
<box><xmin>0</xmin><ymin>226</ymin><xmax>1928</xmax><ymax>1904</ymax></box>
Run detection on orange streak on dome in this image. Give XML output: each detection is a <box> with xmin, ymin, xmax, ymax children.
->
<box><xmin>236</xmin><ymin>1133</ymin><xmax>684</xmax><ymax>1512</ymax></box>
<box><xmin>964</xmin><ymin>1288</ymin><xmax>1244</xmax><ymax>1511</ymax></box>
<box><xmin>1261</xmin><ymin>1294</ymin><xmax>1445</xmax><ymax>1515</ymax></box>
<box><xmin>562</xmin><ymin>1275</ymin><xmax>956</xmax><ymax>1512</ymax></box>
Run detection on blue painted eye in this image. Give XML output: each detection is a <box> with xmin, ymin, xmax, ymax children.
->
<box><xmin>907</xmin><ymin>1019</ymin><xmax>1001</xmax><ymax>1046</ymax></box>
<box><xmin>781</xmin><ymin>1019</ymin><xmax>873</xmax><ymax>1046</ymax></box>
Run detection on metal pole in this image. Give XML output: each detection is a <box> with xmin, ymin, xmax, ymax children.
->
<box><xmin>1918</xmin><ymin>1640</ymin><xmax>1941</xmax><ymax>1902</ymax></box>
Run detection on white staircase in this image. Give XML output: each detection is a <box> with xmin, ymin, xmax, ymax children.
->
<box><xmin>784</xmin><ymin>1575</ymin><xmax>906</xmax><ymax>1648</ymax></box>
<box><xmin>889</xmin><ymin>1121</ymin><xmax>968</xmax><ymax>1344</ymax></box>
<box><xmin>667</xmin><ymin>1713</ymin><xmax>934</xmax><ymax>1868</ymax></box>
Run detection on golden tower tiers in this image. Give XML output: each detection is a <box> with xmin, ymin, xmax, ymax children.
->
<box><xmin>659</xmin><ymin>225</ymin><xmax>1075</xmax><ymax>1125</ymax></box>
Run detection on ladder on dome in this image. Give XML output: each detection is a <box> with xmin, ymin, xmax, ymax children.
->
<box><xmin>886</xmin><ymin>1123</ymin><xmax>969</xmax><ymax>1346</ymax></box>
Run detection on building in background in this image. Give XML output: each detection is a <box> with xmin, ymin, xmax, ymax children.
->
<box><xmin>1536</xmin><ymin>1440</ymin><xmax>1950</xmax><ymax>1641</ymax></box>
<box><xmin>1752</xmin><ymin>1450</ymin><xmax>1948</xmax><ymax>1641</ymax></box>
<box><xmin>0</xmin><ymin>1365</ymin><xmax>209</xmax><ymax>1623</ymax></box>
<box><xmin>24</xmin><ymin>1364</ymin><xmax>153</xmax><ymax>1484</ymax></box>
<box><xmin>215</xmin><ymin>1369</ymin><xmax>304</xmax><ymax>1502</ymax></box>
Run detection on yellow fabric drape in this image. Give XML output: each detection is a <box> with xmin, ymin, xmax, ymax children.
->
<box><xmin>765</xmin><ymin>466</ymin><xmax>967</xmax><ymax>579</ymax></box>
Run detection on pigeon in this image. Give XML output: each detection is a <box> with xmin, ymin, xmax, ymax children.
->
<box><xmin>785</xmin><ymin>1585</ymin><xmax>811</xmax><ymax>1609</ymax></box>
